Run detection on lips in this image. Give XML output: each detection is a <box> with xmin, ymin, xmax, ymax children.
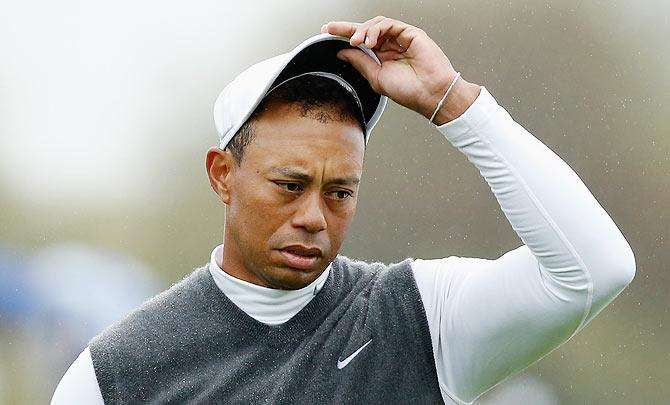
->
<box><xmin>278</xmin><ymin>245</ymin><xmax>322</xmax><ymax>270</ymax></box>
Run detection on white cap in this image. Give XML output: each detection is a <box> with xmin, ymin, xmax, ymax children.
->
<box><xmin>213</xmin><ymin>33</ymin><xmax>388</xmax><ymax>149</ymax></box>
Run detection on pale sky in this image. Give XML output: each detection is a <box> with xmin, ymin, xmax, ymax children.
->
<box><xmin>0</xmin><ymin>0</ymin><xmax>343</xmax><ymax>208</ymax></box>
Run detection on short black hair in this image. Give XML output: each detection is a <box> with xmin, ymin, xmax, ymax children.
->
<box><xmin>226</xmin><ymin>75</ymin><xmax>366</xmax><ymax>164</ymax></box>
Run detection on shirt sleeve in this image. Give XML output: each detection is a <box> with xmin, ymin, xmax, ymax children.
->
<box><xmin>51</xmin><ymin>346</ymin><xmax>105</xmax><ymax>405</ymax></box>
<box><xmin>411</xmin><ymin>87</ymin><xmax>635</xmax><ymax>404</ymax></box>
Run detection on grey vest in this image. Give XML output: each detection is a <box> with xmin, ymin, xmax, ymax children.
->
<box><xmin>89</xmin><ymin>256</ymin><xmax>444</xmax><ymax>404</ymax></box>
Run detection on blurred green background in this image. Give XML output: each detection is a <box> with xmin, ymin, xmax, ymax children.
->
<box><xmin>1</xmin><ymin>0</ymin><xmax>667</xmax><ymax>403</ymax></box>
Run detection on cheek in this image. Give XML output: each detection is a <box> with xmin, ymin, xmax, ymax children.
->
<box><xmin>326</xmin><ymin>204</ymin><xmax>357</xmax><ymax>243</ymax></box>
<box><xmin>233</xmin><ymin>183</ymin><xmax>291</xmax><ymax>236</ymax></box>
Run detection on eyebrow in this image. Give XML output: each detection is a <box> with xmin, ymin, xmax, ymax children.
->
<box><xmin>269</xmin><ymin>166</ymin><xmax>360</xmax><ymax>186</ymax></box>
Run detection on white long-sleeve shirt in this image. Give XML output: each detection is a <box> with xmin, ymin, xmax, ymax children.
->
<box><xmin>51</xmin><ymin>87</ymin><xmax>635</xmax><ymax>405</ymax></box>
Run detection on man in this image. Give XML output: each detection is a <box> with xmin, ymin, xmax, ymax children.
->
<box><xmin>52</xmin><ymin>16</ymin><xmax>635</xmax><ymax>404</ymax></box>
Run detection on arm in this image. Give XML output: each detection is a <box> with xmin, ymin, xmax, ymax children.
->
<box><xmin>413</xmin><ymin>86</ymin><xmax>634</xmax><ymax>403</ymax></box>
<box><xmin>323</xmin><ymin>17</ymin><xmax>635</xmax><ymax>403</ymax></box>
<box><xmin>51</xmin><ymin>347</ymin><xmax>105</xmax><ymax>405</ymax></box>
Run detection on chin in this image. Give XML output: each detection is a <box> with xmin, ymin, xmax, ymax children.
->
<box><xmin>264</xmin><ymin>265</ymin><xmax>326</xmax><ymax>290</ymax></box>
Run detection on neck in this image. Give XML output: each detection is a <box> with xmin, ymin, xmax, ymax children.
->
<box><xmin>209</xmin><ymin>244</ymin><xmax>331</xmax><ymax>325</ymax></box>
<box><xmin>221</xmin><ymin>232</ymin><xmax>269</xmax><ymax>287</ymax></box>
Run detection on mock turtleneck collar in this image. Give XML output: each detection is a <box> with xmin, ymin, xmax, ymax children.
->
<box><xmin>208</xmin><ymin>244</ymin><xmax>330</xmax><ymax>325</ymax></box>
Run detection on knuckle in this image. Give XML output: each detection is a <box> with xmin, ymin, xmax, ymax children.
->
<box><xmin>386</xmin><ymin>17</ymin><xmax>403</xmax><ymax>26</ymax></box>
<box><xmin>411</xmin><ymin>26</ymin><xmax>426</xmax><ymax>35</ymax></box>
<box><xmin>369</xmin><ymin>16</ymin><xmax>384</xmax><ymax>26</ymax></box>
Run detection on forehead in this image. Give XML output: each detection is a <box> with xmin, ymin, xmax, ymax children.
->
<box><xmin>242</xmin><ymin>102</ymin><xmax>365</xmax><ymax>175</ymax></box>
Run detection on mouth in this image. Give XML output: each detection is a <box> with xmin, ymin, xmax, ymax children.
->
<box><xmin>277</xmin><ymin>245</ymin><xmax>323</xmax><ymax>270</ymax></box>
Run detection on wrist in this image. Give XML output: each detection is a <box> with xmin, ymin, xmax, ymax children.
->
<box><xmin>429</xmin><ymin>78</ymin><xmax>481</xmax><ymax>126</ymax></box>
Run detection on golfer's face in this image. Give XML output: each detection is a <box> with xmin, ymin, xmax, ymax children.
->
<box><xmin>225</xmin><ymin>101</ymin><xmax>365</xmax><ymax>289</ymax></box>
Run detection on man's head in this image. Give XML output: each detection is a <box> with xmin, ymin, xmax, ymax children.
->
<box><xmin>207</xmin><ymin>34</ymin><xmax>387</xmax><ymax>290</ymax></box>
<box><xmin>206</xmin><ymin>75</ymin><xmax>366</xmax><ymax>290</ymax></box>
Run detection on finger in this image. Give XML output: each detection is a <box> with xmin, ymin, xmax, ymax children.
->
<box><xmin>376</xmin><ymin>26</ymin><xmax>422</xmax><ymax>57</ymax></box>
<box><xmin>336</xmin><ymin>49</ymin><xmax>382</xmax><ymax>93</ymax></box>
<box><xmin>365</xmin><ymin>20</ymin><xmax>392</xmax><ymax>48</ymax></box>
<box><xmin>361</xmin><ymin>15</ymin><xmax>387</xmax><ymax>26</ymax></box>
<box><xmin>321</xmin><ymin>21</ymin><xmax>360</xmax><ymax>38</ymax></box>
<box><xmin>365</xmin><ymin>19</ymin><xmax>407</xmax><ymax>49</ymax></box>
<box><xmin>350</xmin><ymin>16</ymin><xmax>386</xmax><ymax>47</ymax></box>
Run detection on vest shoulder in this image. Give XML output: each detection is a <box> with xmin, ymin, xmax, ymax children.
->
<box><xmin>333</xmin><ymin>254</ymin><xmax>413</xmax><ymax>268</ymax></box>
<box><xmin>89</xmin><ymin>265</ymin><xmax>220</xmax><ymax>402</ymax></box>
<box><xmin>90</xmin><ymin>265</ymin><xmax>214</xmax><ymax>348</ymax></box>
<box><xmin>332</xmin><ymin>255</ymin><xmax>417</xmax><ymax>294</ymax></box>
<box><xmin>333</xmin><ymin>255</ymin><xmax>414</xmax><ymax>276</ymax></box>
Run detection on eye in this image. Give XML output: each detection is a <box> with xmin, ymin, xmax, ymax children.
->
<box><xmin>328</xmin><ymin>190</ymin><xmax>354</xmax><ymax>200</ymax></box>
<box><xmin>276</xmin><ymin>182</ymin><xmax>303</xmax><ymax>193</ymax></box>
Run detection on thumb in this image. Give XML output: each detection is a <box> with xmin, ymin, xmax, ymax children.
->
<box><xmin>337</xmin><ymin>48</ymin><xmax>382</xmax><ymax>93</ymax></box>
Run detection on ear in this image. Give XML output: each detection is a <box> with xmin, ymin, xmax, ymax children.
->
<box><xmin>206</xmin><ymin>147</ymin><xmax>236</xmax><ymax>204</ymax></box>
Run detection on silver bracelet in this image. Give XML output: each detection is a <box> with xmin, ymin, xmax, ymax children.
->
<box><xmin>429</xmin><ymin>72</ymin><xmax>461</xmax><ymax>124</ymax></box>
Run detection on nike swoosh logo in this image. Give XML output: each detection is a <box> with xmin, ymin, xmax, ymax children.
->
<box><xmin>336</xmin><ymin>339</ymin><xmax>373</xmax><ymax>370</ymax></box>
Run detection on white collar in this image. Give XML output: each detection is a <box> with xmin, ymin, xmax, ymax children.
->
<box><xmin>208</xmin><ymin>244</ymin><xmax>330</xmax><ymax>325</ymax></box>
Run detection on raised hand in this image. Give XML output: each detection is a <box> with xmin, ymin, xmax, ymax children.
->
<box><xmin>321</xmin><ymin>16</ymin><xmax>479</xmax><ymax>124</ymax></box>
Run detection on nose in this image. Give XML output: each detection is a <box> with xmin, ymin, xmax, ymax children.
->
<box><xmin>291</xmin><ymin>191</ymin><xmax>327</xmax><ymax>233</ymax></box>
